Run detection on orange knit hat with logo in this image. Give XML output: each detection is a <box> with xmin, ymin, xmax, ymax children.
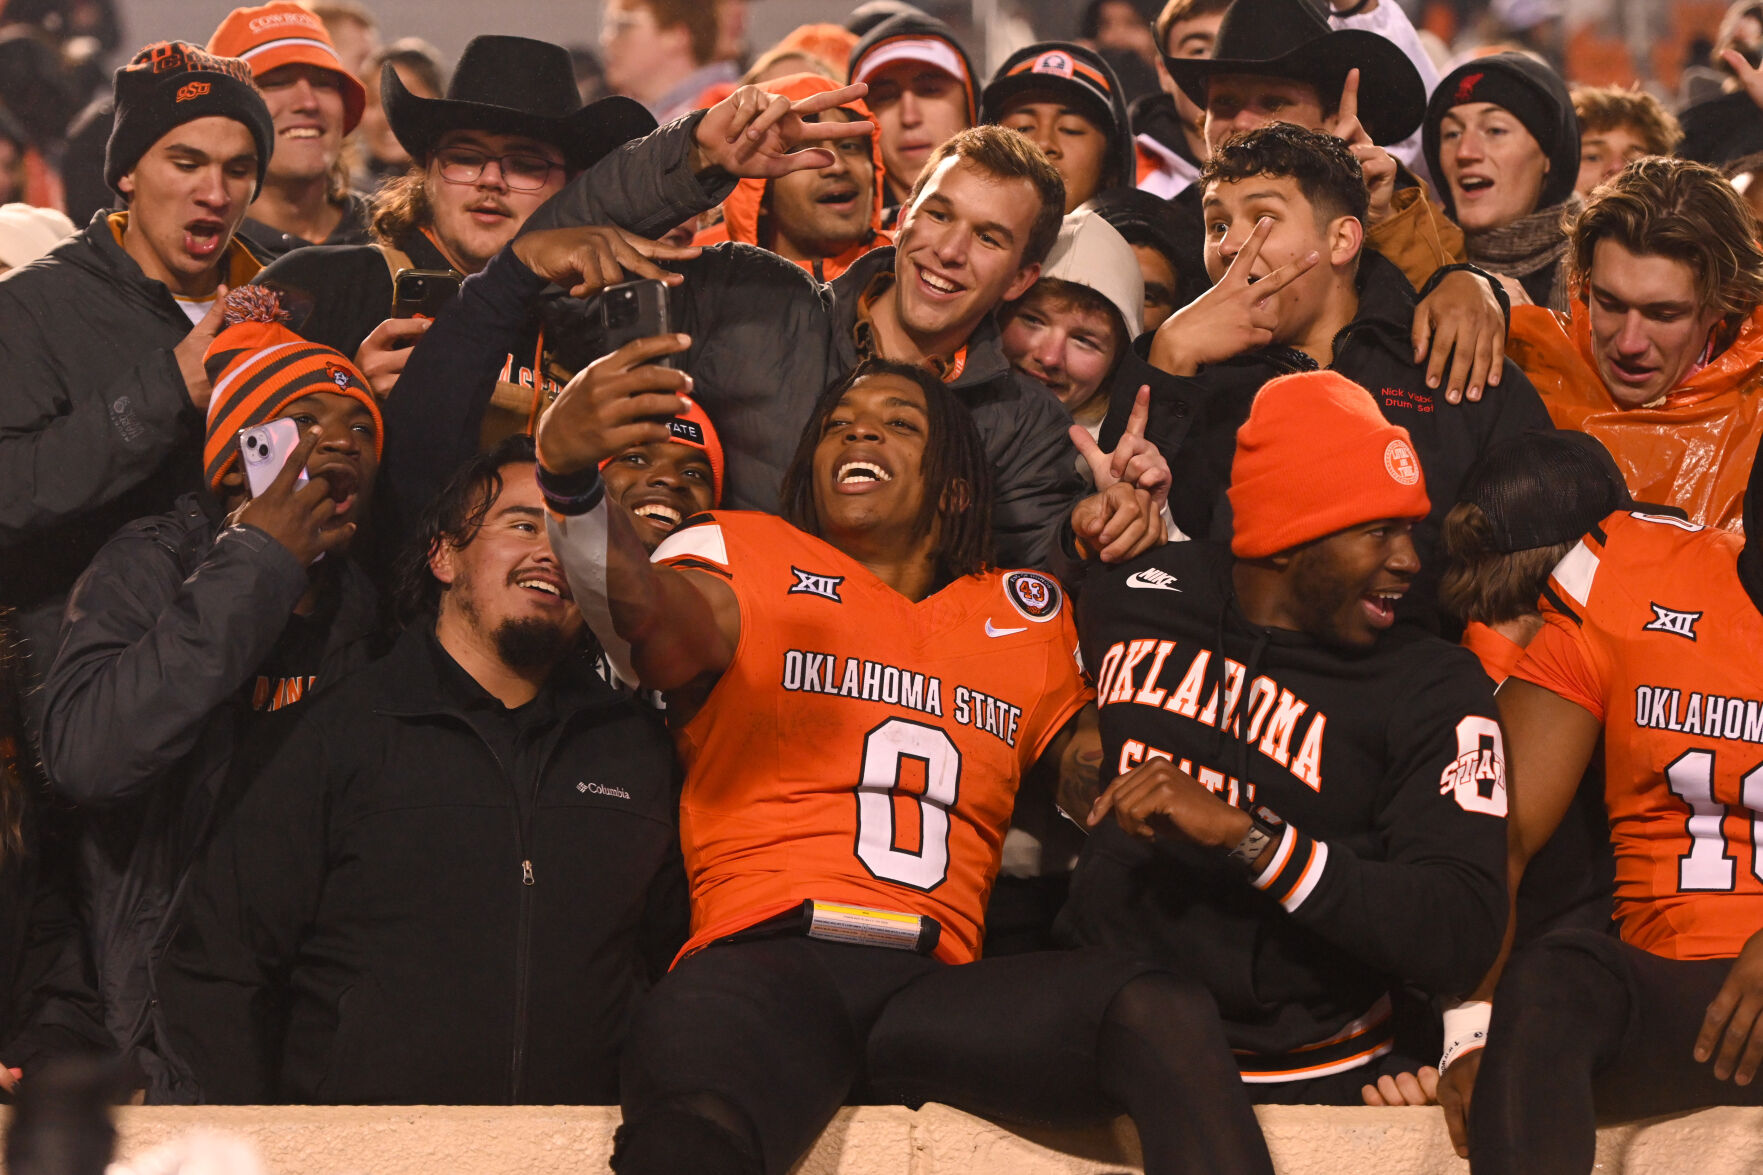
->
<box><xmin>202</xmin><ymin>287</ymin><xmax>383</xmax><ymax>491</ymax></box>
<box><xmin>1228</xmin><ymin>370</ymin><xmax>1431</xmax><ymax>558</ymax></box>
<box><xmin>208</xmin><ymin>2</ymin><xmax>367</xmax><ymax>132</ymax></box>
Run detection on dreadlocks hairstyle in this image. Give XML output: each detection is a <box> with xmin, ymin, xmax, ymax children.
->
<box><xmin>778</xmin><ymin>360</ymin><xmax>994</xmax><ymax>583</ymax></box>
<box><xmin>1202</xmin><ymin>122</ymin><xmax>1370</xmax><ymax>227</ymax></box>
<box><xmin>393</xmin><ymin>434</ymin><xmax>539</xmax><ymax>624</ymax></box>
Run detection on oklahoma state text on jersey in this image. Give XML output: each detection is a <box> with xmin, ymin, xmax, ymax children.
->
<box><xmin>1515</xmin><ymin>510</ymin><xmax>1763</xmax><ymax>960</ymax></box>
<box><xmin>652</xmin><ymin>511</ymin><xmax>1090</xmax><ymax>965</ymax></box>
<box><xmin>1065</xmin><ymin>541</ymin><xmax>1508</xmax><ymax>1081</ymax></box>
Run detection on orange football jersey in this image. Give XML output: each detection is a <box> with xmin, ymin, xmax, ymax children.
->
<box><xmin>1515</xmin><ymin>510</ymin><xmax>1763</xmax><ymax>959</ymax></box>
<box><xmin>653</xmin><ymin>511</ymin><xmax>1090</xmax><ymax>965</ymax></box>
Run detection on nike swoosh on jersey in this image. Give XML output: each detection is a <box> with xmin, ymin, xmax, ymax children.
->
<box><xmin>985</xmin><ymin>618</ymin><xmax>1028</xmax><ymax>637</ymax></box>
<box><xmin>1125</xmin><ymin>569</ymin><xmax>1182</xmax><ymax>591</ymax></box>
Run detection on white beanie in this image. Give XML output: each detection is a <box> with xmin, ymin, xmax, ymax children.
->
<box><xmin>1036</xmin><ymin>208</ymin><xmax>1145</xmax><ymax>341</ymax></box>
<box><xmin>0</xmin><ymin>203</ymin><xmax>75</xmax><ymax>270</ymax></box>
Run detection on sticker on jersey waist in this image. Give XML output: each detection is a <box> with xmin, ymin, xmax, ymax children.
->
<box><xmin>789</xmin><ymin>567</ymin><xmax>844</xmax><ymax>602</ymax></box>
<box><xmin>1002</xmin><ymin>570</ymin><xmax>1062</xmax><ymax>622</ymax></box>
<box><xmin>1643</xmin><ymin>603</ymin><xmax>1701</xmax><ymax>641</ymax></box>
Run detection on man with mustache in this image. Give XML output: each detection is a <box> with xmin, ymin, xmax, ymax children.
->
<box><xmin>154</xmin><ymin>434</ymin><xmax>683</xmax><ymax>1106</ymax></box>
<box><xmin>252</xmin><ymin>35</ymin><xmax>657</xmax><ymax>442</ymax></box>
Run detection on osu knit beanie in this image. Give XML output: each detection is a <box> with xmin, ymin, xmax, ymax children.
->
<box><xmin>207</xmin><ymin>2</ymin><xmax>367</xmax><ymax>132</ymax></box>
<box><xmin>105</xmin><ymin>42</ymin><xmax>274</xmax><ymax>197</ymax></box>
<box><xmin>599</xmin><ymin>395</ymin><xmax>727</xmax><ymax>505</ymax></box>
<box><xmin>202</xmin><ymin>286</ymin><xmax>383</xmax><ymax>492</ymax></box>
<box><xmin>1229</xmin><ymin>371</ymin><xmax>1431</xmax><ymax>558</ymax></box>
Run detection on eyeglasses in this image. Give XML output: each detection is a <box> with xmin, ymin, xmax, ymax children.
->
<box><xmin>434</xmin><ymin>146</ymin><xmax>562</xmax><ymax>192</ymax></box>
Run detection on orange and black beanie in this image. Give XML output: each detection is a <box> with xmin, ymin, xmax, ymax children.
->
<box><xmin>202</xmin><ymin>286</ymin><xmax>383</xmax><ymax>491</ymax></box>
<box><xmin>105</xmin><ymin>41</ymin><xmax>274</xmax><ymax>197</ymax></box>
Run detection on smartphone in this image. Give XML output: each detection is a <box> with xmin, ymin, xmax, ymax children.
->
<box><xmin>238</xmin><ymin>418</ymin><xmax>308</xmax><ymax>498</ymax></box>
<box><xmin>392</xmin><ymin>268</ymin><xmax>462</xmax><ymax>319</ymax></box>
<box><xmin>596</xmin><ymin>278</ymin><xmax>674</xmax><ymax>368</ymax></box>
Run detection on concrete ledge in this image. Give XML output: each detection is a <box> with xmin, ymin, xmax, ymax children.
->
<box><xmin>38</xmin><ymin>1103</ymin><xmax>1757</xmax><ymax>1175</ymax></box>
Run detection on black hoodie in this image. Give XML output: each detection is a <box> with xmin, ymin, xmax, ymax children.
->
<box><xmin>1062</xmin><ymin>539</ymin><xmax>1508</xmax><ymax>1083</ymax></box>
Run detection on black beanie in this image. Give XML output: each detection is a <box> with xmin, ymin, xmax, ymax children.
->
<box><xmin>1438</xmin><ymin>66</ymin><xmax>1559</xmax><ymax>159</ymax></box>
<box><xmin>104</xmin><ymin>41</ymin><xmax>274</xmax><ymax>199</ymax></box>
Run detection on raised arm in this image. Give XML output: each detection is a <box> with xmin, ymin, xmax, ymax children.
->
<box><xmin>535</xmin><ymin>334</ymin><xmax>739</xmax><ymax>696</ymax></box>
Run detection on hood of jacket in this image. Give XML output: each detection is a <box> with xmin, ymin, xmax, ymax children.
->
<box><xmin>1423</xmin><ymin>52</ymin><xmax>1580</xmax><ymax>222</ymax></box>
<box><xmin>694</xmin><ymin>73</ymin><xmax>889</xmax><ymax>282</ymax></box>
<box><xmin>848</xmin><ymin>11</ymin><xmax>979</xmax><ymax>126</ymax></box>
<box><xmin>1510</xmin><ymin>300</ymin><xmax>1763</xmax><ymax>533</ymax></box>
<box><xmin>981</xmin><ymin>41</ymin><xmax>1138</xmax><ymax>196</ymax></box>
<box><xmin>44</xmin><ymin>209</ymin><xmax>262</xmax><ymax>319</ymax></box>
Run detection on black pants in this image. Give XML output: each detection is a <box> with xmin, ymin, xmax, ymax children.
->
<box><xmin>1471</xmin><ymin>928</ymin><xmax>1763</xmax><ymax>1173</ymax></box>
<box><xmin>612</xmin><ymin>936</ymin><xmax>1273</xmax><ymax>1175</ymax></box>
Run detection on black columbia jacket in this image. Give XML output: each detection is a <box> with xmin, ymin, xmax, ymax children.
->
<box><xmin>156</xmin><ymin>623</ymin><xmax>684</xmax><ymax>1105</ymax></box>
<box><xmin>1102</xmin><ymin>251</ymin><xmax>1553</xmax><ymax>622</ymax></box>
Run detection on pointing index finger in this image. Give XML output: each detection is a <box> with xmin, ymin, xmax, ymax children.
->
<box><xmin>793</xmin><ymin>83</ymin><xmax>870</xmax><ymax>116</ymax></box>
<box><xmin>1124</xmin><ymin>385</ymin><xmax>1151</xmax><ymax>440</ymax></box>
<box><xmin>1338</xmin><ymin>67</ymin><xmax>1360</xmax><ymax>131</ymax></box>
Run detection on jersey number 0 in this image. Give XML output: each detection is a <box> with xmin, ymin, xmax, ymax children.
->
<box><xmin>856</xmin><ymin>718</ymin><xmax>961</xmax><ymax>890</ymax></box>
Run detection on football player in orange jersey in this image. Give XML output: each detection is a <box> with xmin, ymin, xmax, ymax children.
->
<box><xmin>1438</xmin><ymin>438</ymin><xmax>1763</xmax><ymax>1171</ymax></box>
<box><xmin>534</xmin><ymin>348</ymin><xmax>1274</xmax><ymax>1175</ymax></box>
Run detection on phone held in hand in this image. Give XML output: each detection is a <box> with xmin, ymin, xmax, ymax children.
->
<box><xmin>392</xmin><ymin>268</ymin><xmax>462</xmax><ymax>319</ymax></box>
<box><xmin>596</xmin><ymin>278</ymin><xmax>675</xmax><ymax>368</ymax></box>
<box><xmin>239</xmin><ymin>417</ymin><xmax>308</xmax><ymax>498</ymax></box>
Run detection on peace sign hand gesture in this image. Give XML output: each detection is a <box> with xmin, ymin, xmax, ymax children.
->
<box><xmin>1148</xmin><ymin>217</ymin><xmax>1319</xmax><ymax>377</ymax></box>
<box><xmin>692</xmin><ymin>83</ymin><xmax>876</xmax><ymax>180</ymax></box>
<box><xmin>1325</xmin><ymin>69</ymin><xmax>1398</xmax><ymax>226</ymax></box>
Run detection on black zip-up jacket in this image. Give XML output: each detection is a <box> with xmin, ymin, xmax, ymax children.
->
<box><xmin>38</xmin><ymin>493</ymin><xmax>382</xmax><ymax>1099</ymax></box>
<box><xmin>235</xmin><ymin>191</ymin><xmax>374</xmax><ymax>264</ymax></box>
<box><xmin>0</xmin><ymin>213</ymin><xmax>260</xmax><ymax>704</ymax></box>
<box><xmin>155</xmin><ymin>623</ymin><xmax>685</xmax><ymax>1105</ymax></box>
<box><xmin>1060</xmin><ymin>539</ymin><xmax>1508</xmax><ymax>1080</ymax></box>
<box><xmin>1101</xmin><ymin>251</ymin><xmax>1553</xmax><ymax>622</ymax></box>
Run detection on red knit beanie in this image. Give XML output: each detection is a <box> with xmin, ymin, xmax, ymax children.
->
<box><xmin>1228</xmin><ymin>371</ymin><xmax>1431</xmax><ymax>558</ymax></box>
<box><xmin>203</xmin><ymin>286</ymin><xmax>383</xmax><ymax>491</ymax></box>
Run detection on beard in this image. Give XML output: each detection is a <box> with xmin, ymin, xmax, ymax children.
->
<box><xmin>492</xmin><ymin>615</ymin><xmax>573</xmax><ymax>670</ymax></box>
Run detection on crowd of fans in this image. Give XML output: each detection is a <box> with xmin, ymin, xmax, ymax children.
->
<box><xmin>6</xmin><ymin>1</ymin><xmax>1763</xmax><ymax>1173</ymax></box>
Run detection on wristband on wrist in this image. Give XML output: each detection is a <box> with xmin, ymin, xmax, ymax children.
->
<box><xmin>1439</xmin><ymin>1000</ymin><xmax>1492</xmax><ymax>1072</ymax></box>
<box><xmin>536</xmin><ymin>462</ymin><xmax>606</xmax><ymax>516</ymax></box>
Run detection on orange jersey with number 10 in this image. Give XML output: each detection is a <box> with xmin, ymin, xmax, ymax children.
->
<box><xmin>1515</xmin><ymin>510</ymin><xmax>1763</xmax><ymax>960</ymax></box>
<box><xmin>652</xmin><ymin>511</ymin><xmax>1091</xmax><ymax>965</ymax></box>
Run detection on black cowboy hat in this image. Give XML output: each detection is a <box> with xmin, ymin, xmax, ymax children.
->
<box><xmin>384</xmin><ymin>35</ymin><xmax>656</xmax><ymax>172</ymax></box>
<box><xmin>1162</xmin><ymin>0</ymin><xmax>1426</xmax><ymax>147</ymax></box>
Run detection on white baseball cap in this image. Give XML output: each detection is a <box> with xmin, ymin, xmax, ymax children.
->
<box><xmin>0</xmin><ymin>203</ymin><xmax>75</xmax><ymax>270</ymax></box>
<box><xmin>852</xmin><ymin>36</ymin><xmax>968</xmax><ymax>89</ymax></box>
<box><xmin>1037</xmin><ymin>209</ymin><xmax>1145</xmax><ymax>340</ymax></box>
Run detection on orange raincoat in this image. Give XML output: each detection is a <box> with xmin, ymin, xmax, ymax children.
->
<box><xmin>692</xmin><ymin>73</ymin><xmax>891</xmax><ymax>283</ymax></box>
<box><xmin>1508</xmin><ymin>301</ymin><xmax>1763</xmax><ymax>535</ymax></box>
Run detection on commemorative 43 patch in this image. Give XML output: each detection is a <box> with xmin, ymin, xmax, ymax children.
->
<box><xmin>1003</xmin><ymin>571</ymin><xmax>1062</xmax><ymax>623</ymax></box>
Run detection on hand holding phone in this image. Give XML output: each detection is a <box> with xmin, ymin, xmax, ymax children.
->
<box><xmin>233</xmin><ymin>422</ymin><xmax>353</xmax><ymax>566</ymax></box>
<box><xmin>239</xmin><ymin>417</ymin><xmax>309</xmax><ymax>498</ymax></box>
<box><xmin>596</xmin><ymin>279</ymin><xmax>675</xmax><ymax>368</ymax></box>
<box><xmin>393</xmin><ymin>268</ymin><xmax>462</xmax><ymax>319</ymax></box>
